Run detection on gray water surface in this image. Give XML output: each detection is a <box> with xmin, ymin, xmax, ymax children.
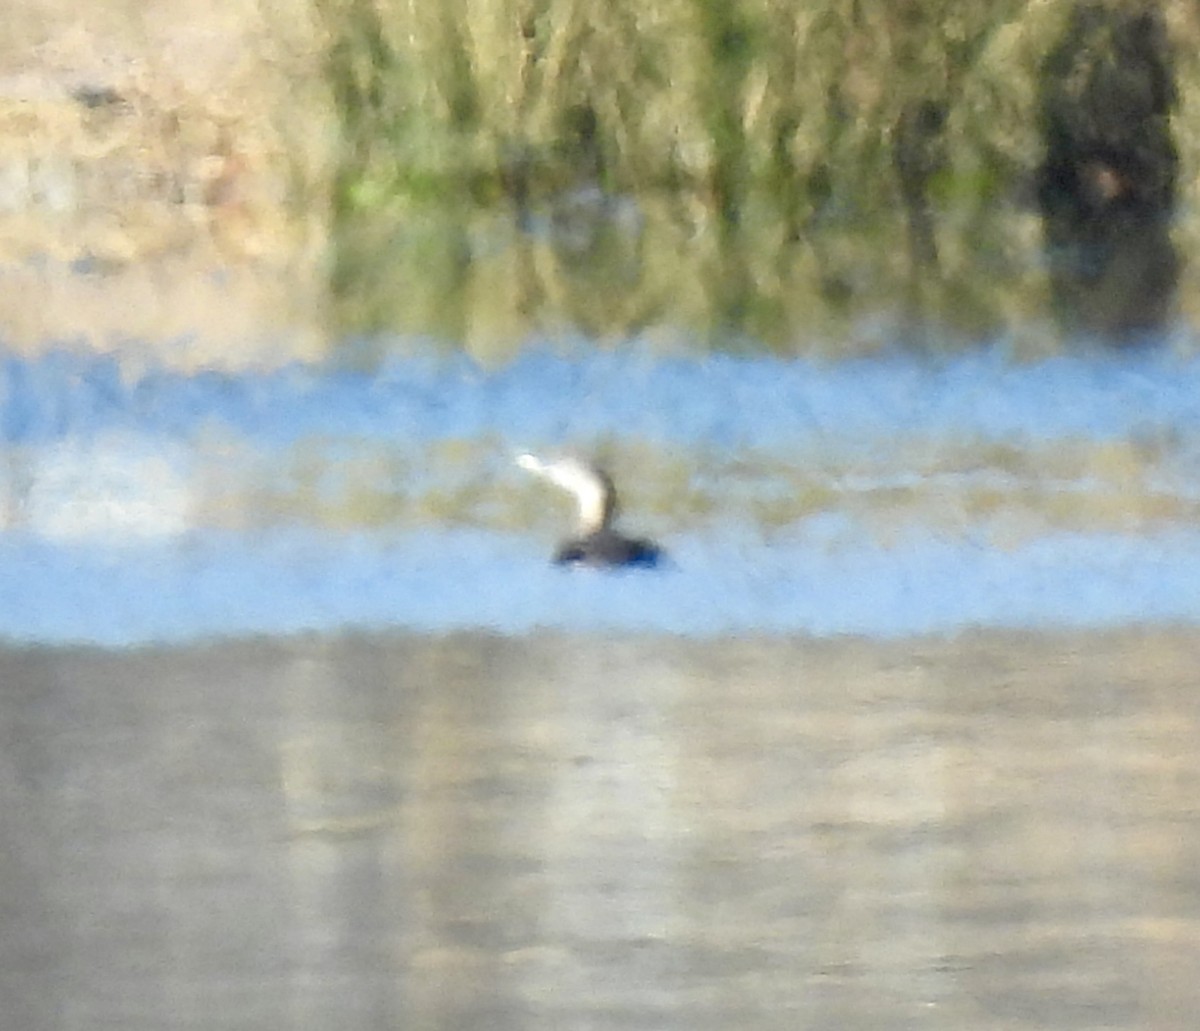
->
<box><xmin>2</xmin><ymin>631</ymin><xmax>1198</xmax><ymax>1030</ymax></box>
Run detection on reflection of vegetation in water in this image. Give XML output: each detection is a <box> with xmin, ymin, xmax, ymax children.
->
<box><xmin>199</xmin><ymin>433</ymin><xmax>1199</xmax><ymax>542</ymax></box>
<box><xmin>314</xmin><ymin>0</ymin><xmax>1107</xmax><ymax>356</ymax></box>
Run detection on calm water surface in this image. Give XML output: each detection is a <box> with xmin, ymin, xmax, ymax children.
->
<box><xmin>3</xmin><ymin>630</ymin><xmax>1198</xmax><ymax>1030</ymax></box>
<box><xmin>5</xmin><ymin>345</ymin><xmax>1200</xmax><ymax>642</ymax></box>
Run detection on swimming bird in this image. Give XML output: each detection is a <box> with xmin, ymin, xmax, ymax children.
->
<box><xmin>517</xmin><ymin>453</ymin><xmax>663</xmax><ymax>568</ymax></box>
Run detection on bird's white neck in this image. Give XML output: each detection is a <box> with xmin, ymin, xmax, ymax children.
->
<box><xmin>518</xmin><ymin>453</ymin><xmax>616</xmax><ymax>534</ymax></box>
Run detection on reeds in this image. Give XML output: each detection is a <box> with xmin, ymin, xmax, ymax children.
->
<box><xmin>313</xmin><ymin>0</ymin><xmax>1196</xmax><ymax>355</ymax></box>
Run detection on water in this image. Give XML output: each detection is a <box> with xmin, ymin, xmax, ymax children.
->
<box><xmin>3</xmin><ymin>631</ymin><xmax>1197</xmax><ymax>1030</ymax></box>
<box><xmin>4</xmin><ymin>334</ymin><xmax>1200</xmax><ymax>1028</ymax></box>
<box><xmin>5</xmin><ymin>12</ymin><xmax>1198</xmax><ymax>1026</ymax></box>
<box><xmin>2</xmin><ymin>341</ymin><xmax>1200</xmax><ymax>644</ymax></box>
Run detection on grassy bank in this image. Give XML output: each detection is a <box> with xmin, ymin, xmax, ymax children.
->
<box><xmin>318</xmin><ymin>0</ymin><xmax>1200</xmax><ymax>356</ymax></box>
<box><xmin>3</xmin><ymin>1</ymin><xmax>1200</xmax><ymax>358</ymax></box>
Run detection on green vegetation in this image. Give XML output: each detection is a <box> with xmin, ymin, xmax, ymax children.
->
<box><xmin>313</xmin><ymin>0</ymin><xmax>1200</xmax><ymax>358</ymax></box>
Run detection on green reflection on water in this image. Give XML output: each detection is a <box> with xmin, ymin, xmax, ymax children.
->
<box><xmin>316</xmin><ymin>0</ymin><xmax>1066</xmax><ymax>361</ymax></box>
<box><xmin>188</xmin><ymin>435</ymin><xmax>1196</xmax><ymax>543</ymax></box>
<box><xmin>330</xmin><ymin>192</ymin><xmax>1047</xmax><ymax>363</ymax></box>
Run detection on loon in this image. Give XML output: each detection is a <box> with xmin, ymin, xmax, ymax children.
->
<box><xmin>517</xmin><ymin>453</ymin><xmax>663</xmax><ymax>569</ymax></box>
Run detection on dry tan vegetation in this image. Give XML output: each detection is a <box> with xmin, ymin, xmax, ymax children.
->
<box><xmin>0</xmin><ymin>0</ymin><xmax>329</xmax><ymax>362</ymax></box>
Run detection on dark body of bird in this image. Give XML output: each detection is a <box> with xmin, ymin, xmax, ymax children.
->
<box><xmin>553</xmin><ymin>528</ymin><xmax>662</xmax><ymax>568</ymax></box>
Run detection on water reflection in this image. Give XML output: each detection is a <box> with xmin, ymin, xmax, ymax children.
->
<box><xmin>3</xmin><ymin>630</ymin><xmax>1197</xmax><ymax>1029</ymax></box>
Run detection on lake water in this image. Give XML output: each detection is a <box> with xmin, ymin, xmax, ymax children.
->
<box><xmin>4</xmin><ymin>15</ymin><xmax>1200</xmax><ymax>1025</ymax></box>
<box><xmin>3</xmin><ymin>630</ymin><xmax>1198</xmax><ymax>1030</ymax></box>
<box><xmin>3</xmin><ymin>340</ymin><xmax>1200</xmax><ymax>644</ymax></box>
<box><xmin>3</xmin><ymin>327</ymin><xmax>1200</xmax><ymax>1029</ymax></box>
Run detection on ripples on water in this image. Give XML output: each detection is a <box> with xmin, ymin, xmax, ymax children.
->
<box><xmin>2</xmin><ymin>340</ymin><xmax>1200</xmax><ymax>644</ymax></box>
<box><xmin>5</xmin><ymin>632</ymin><xmax>1199</xmax><ymax>1029</ymax></box>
